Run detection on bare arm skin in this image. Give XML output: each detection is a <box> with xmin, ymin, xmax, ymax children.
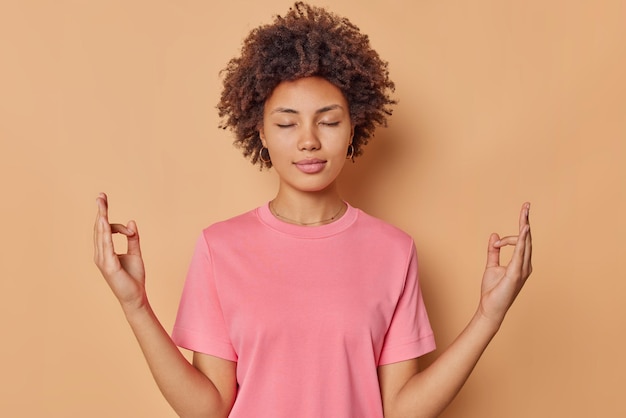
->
<box><xmin>379</xmin><ymin>203</ymin><xmax>533</xmax><ymax>418</ymax></box>
<box><xmin>93</xmin><ymin>193</ymin><xmax>237</xmax><ymax>418</ymax></box>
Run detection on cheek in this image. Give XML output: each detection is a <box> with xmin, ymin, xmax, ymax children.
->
<box><xmin>330</xmin><ymin>130</ymin><xmax>352</xmax><ymax>153</ymax></box>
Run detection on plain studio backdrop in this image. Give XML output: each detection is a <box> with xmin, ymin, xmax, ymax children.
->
<box><xmin>1</xmin><ymin>1</ymin><xmax>624</xmax><ymax>417</ymax></box>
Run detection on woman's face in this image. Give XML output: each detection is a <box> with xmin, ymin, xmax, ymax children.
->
<box><xmin>259</xmin><ymin>76</ymin><xmax>354</xmax><ymax>195</ymax></box>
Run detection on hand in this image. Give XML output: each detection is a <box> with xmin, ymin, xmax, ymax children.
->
<box><xmin>478</xmin><ymin>202</ymin><xmax>533</xmax><ymax>325</ymax></box>
<box><xmin>93</xmin><ymin>193</ymin><xmax>146</xmax><ymax>311</ymax></box>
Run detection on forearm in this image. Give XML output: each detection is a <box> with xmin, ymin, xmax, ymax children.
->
<box><xmin>393</xmin><ymin>311</ymin><xmax>501</xmax><ymax>418</ymax></box>
<box><xmin>122</xmin><ymin>300</ymin><xmax>231</xmax><ymax>418</ymax></box>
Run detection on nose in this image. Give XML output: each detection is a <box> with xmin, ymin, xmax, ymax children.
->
<box><xmin>297</xmin><ymin>125</ymin><xmax>321</xmax><ymax>151</ymax></box>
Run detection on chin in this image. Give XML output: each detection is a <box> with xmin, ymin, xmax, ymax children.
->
<box><xmin>285</xmin><ymin>178</ymin><xmax>337</xmax><ymax>194</ymax></box>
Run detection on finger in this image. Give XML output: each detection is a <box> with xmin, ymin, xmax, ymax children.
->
<box><xmin>99</xmin><ymin>217</ymin><xmax>115</xmax><ymax>255</ymax></box>
<box><xmin>507</xmin><ymin>224</ymin><xmax>529</xmax><ymax>277</ymax></box>
<box><xmin>95</xmin><ymin>194</ymin><xmax>115</xmax><ymax>255</ymax></box>
<box><xmin>94</xmin><ymin>193</ymin><xmax>107</xmax><ymax>252</ymax></box>
<box><xmin>519</xmin><ymin>202</ymin><xmax>530</xmax><ymax>233</ymax></box>
<box><xmin>493</xmin><ymin>235</ymin><xmax>519</xmax><ymax>248</ymax></box>
<box><xmin>126</xmin><ymin>220</ymin><xmax>142</xmax><ymax>257</ymax></box>
<box><xmin>95</xmin><ymin>215</ymin><xmax>108</xmax><ymax>267</ymax></box>
<box><xmin>96</xmin><ymin>193</ymin><xmax>115</xmax><ymax>252</ymax></box>
<box><xmin>486</xmin><ymin>233</ymin><xmax>501</xmax><ymax>268</ymax></box>
<box><xmin>94</xmin><ymin>193</ymin><xmax>110</xmax><ymax>262</ymax></box>
<box><xmin>523</xmin><ymin>224</ymin><xmax>533</xmax><ymax>276</ymax></box>
<box><xmin>521</xmin><ymin>203</ymin><xmax>532</xmax><ymax>276</ymax></box>
<box><xmin>110</xmin><ymin>223</ymin><xmax>135</xmax><ymax>237</ymax></box>
<box><xmin>98</xmin><ymin>217</ymin><xmax>122</xmax><ymax>274</ymax></box>
<box><xmin>96</xmin><ymin>192</ymin><xmax>109</xmax><ymax>221</ymax></box>
<box><xmin>94</xmin><ymin>205</ymin><xmax>103</xmax><ymax>263</ymax></box>
<box><xmin>94</xmin><ymin>202</ymin><xmax>100</xmax><ymax>259</ymax></box>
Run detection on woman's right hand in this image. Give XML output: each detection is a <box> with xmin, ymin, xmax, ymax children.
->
<box><xmin>93</xmin><ymin>193</ymin><xmax>147</xmax><ymax>311</ymax></box>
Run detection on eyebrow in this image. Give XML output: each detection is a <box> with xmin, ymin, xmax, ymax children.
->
<box><xmin>270</xmin><ymin>104</ymin><xmax>344</xmax><ymax>115</ymax></box>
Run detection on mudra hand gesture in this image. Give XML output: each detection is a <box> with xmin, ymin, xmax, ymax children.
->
<box><xmin>93</xmin><ymin>192</ymin><xmax>146</xmax><ymax>311</ymax></box>
<box><xmin>479</xmin><ymin>202</ymin><xmax>533</xmax><ymax>325</ymax></box>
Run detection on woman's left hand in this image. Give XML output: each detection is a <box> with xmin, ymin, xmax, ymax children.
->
<box><xmin>478</xmin><ymin>202</ymin><xmax>533</xmax><ymax>325</ymax></box>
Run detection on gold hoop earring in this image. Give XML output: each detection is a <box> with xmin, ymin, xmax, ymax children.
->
<box><xmin>260</xmin><ymin>146</ymin><xmax>271</xmax><ymax>163</ymax></box>
<box><xmin>346</xmin><ymin>144</ymin><xmax>355</xmax><ymax>161</ymax></box>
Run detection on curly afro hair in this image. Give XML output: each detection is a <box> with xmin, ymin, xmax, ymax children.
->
<box><xmin>217</xmin><ymin>2</ymin><xmax>396</xmax><ymax>169</ymax></box>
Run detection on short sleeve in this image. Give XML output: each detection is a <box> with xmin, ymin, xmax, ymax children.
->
<box><xmin>378</xmin><ymin>243</ymin><xmax>436</xmax><ymax>365</ymax></box>
<box><xmin>171</xmin><ymin>233</ymin><xmax>238</xmax><ymax>361</ymax></box>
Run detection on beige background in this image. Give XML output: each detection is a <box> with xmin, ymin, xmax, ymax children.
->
<box><xmin>1</xmin><ymin>0</ymin><xmax>624</xmax><ymax>417</ymax></box>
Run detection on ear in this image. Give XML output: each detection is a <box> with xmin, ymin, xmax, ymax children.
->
<box><xmin>258</xmin><ymin>126</ymin><xmax>266</xmax><ymax>147</ymax></box>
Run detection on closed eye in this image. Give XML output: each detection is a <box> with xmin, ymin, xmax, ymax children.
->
<box><xmin>276</xmin><ymin>124</ymin><xmax>295</xmax><ymax>128</ymax></box>
<box><xmin>320</xmin><ymin>122</ymin><xmax>340</xmax><ymax>127</ymax></box>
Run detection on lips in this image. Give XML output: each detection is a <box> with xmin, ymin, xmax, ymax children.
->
<box><xmin>294</xmin><ymin>158</ymin><xmax>327</xmax><ymax>174</ymax></box>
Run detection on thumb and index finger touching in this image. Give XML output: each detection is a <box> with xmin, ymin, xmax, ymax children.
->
<box><xmin>485</xmin><ymin>202</ymin><xmax>532</xmax><ymax>269</ymax></box>
<box><xmin>95</xmin><ymin>192</ymin><xmax>141</xmax><ymax>256</ymax></box>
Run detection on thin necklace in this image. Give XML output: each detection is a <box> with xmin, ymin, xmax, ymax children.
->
<box><xmin>269</xmin><ymin>201</ymin><xmax>345</xmax><ymax>226</ymax></box>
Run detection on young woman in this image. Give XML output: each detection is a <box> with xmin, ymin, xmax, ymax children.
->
<box><xmin>93</xmin><ymin>3</ymin><xmax>532</xmax><ymax>417</ymax></box>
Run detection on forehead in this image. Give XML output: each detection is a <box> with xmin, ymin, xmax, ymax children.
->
<box><xmin>264</xmin><ymin>76</ymin><xmax>348</xmax><ymax>113</ymax></box>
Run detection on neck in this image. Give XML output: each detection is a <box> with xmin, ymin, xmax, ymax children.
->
<box><xmin>271</xmin><ymin>186</ymin><xmax>346</xmax><ymax>226</ymax></box>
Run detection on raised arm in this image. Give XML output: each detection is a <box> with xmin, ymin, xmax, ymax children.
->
<box><xmin>93</xmin><ymin>193</ymin><xmax>236</xmax><ymax>417</ymax></box>
<box><xmin>379</xmin><ymin>202</ymin><xmax>533</xmax><ymax>418</ymax></box>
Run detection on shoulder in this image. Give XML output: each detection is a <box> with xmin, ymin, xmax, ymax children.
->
<box><xmin>354</xmin><ymin>207</ymin><xmax>413</xmax><ymax>241</ymax></box>
<box><xmin>352</xmin><ymin>206</ymin><xmax>415</xmax><ymax>251</ymax></box>
<box><xmin>200</xmin><ymin>206</ymin><xmax>262</xmax><ymax>241</ymax></box>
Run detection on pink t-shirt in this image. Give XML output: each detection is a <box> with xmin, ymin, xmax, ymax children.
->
<box><xmin>172</xmin><ymin>203</ymin><xmax>435</xmax><ymax>417</ymax></box>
